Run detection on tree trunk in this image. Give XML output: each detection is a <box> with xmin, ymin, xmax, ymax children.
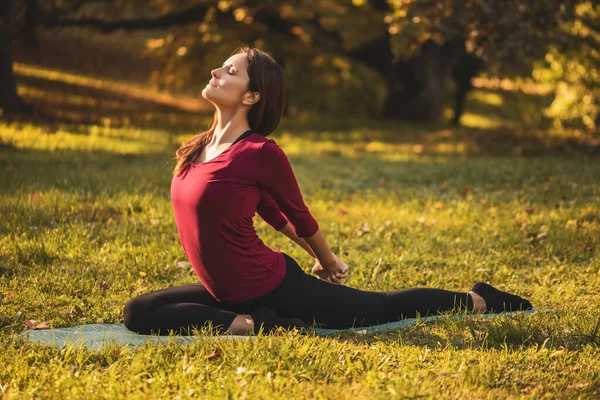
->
<box><xmin>0</xmin><ymin>1</ymin><xmax>30</xmax><ymax>114</ymax></box>
<box><xmin>21</xmin><ymin>0</ymin><xmax>40</xmax><ymax>50</ymax></box>
<box><xmin>451</xmin><ymin>50</ymin><xmax>485</xmax><ymax>125</ymax></box>
<box><xmin>381</xmin><ymin>39</ymin><xmax>464</xmax><ymax>123</ymax></box>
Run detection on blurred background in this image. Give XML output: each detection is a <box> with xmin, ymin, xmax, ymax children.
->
<box><xmin>1</xmin><ymin>0</ymin><xmax>598</xmax><ymax>135</ymax></box>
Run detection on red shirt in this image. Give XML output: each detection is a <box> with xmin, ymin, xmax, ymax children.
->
<box><xmin>170</xmin><ymin>132</ymin><xmax>319</xmax><ymax>303</ymax></box>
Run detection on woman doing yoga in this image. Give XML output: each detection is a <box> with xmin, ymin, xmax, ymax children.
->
<box><xmin>123</xmin><ymin>46</ymin><xmax>533</xmax><ymax>336</ymax></box>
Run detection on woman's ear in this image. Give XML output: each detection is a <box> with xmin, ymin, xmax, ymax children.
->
<box><xmin>243</xmin><ymin>91</ymin><xmax>260</xmax><ymax>106</ymax></box>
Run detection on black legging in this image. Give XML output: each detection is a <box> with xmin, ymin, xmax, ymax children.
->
<box><xmin>123</xmin><ymin>253</ymin><xmax>474</xmax><ymax>335</ymax></box>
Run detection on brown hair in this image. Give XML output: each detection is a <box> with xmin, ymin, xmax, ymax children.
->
<box><xmin>172</xmin><ymin>46</ymin><xmax>287</xmax><ymax>176</ymax></box>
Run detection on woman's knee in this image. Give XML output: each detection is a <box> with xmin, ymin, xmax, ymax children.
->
<box><xmin>123</xmin><ymin>298</ymin><xmax>144</xmax><ymax>332</ymax></box>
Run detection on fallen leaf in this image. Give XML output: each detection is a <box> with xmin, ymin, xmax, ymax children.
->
<box><xmin>32</xmin><ymin>192</ymin><xmax>42</xmax><ymax>203</ymax></box>
<box><xmin>207</xmin><ymin>348</ymin><xmax>222</xmax><ymax>360</ymax></box>
<box><xmin>568</xmin><ymin>382</ymin><xmax>590</xmax><ymax>389</ymax></box>
<box><xmin>24</xmin><ymin>320</ymin><xmax>51</xmax><ymax>330</ymax></box>
<box><xmin>59</xmin><ymin>308</ymin><xmax>82</xmax><ymax>317</ymax></box>
<box><xmin>536</xmin><ymin>231</ymin><xmax>548</xmax><ymax>240</ymax></box>
<box><xmin>356</xmin><ymin>222</ymin><xmax>370</xmax><ymax>237</ymax></box>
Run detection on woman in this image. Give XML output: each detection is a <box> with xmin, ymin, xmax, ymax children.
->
<box><xmin>123</xmin><ymin>46</ymin><xmax>533</xmax><ymax>336</ymax></box>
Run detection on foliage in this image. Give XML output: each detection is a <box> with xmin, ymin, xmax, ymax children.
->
<box><xmin>531</xmin><ymin>2</ymin><xmax>599</xmax><ymax>132</ymax></box>
<box><xmin>139</xmin><ymin>1</ymin><xmax>388</xmax><ymax>118</ymax></box>
<box><xmin>386</xmin><ymin>0</ymin><xmax>599</xmax><ymax>131</ymax></box>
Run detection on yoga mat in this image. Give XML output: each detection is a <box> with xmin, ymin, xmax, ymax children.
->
<box><xmin>13</xmin><ymin>309</ymin><xmax>538</xmax><ymax>351</ymax></box>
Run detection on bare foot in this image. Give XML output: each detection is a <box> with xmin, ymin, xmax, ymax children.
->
<box><xmin>226</xmin><ymin>314</ymin><xmax>254</xmax><ymax>334</ymax></box>
<box><xmin>469</xmin><ymin>291</ymin><xmax>487</xmax><ymax>313</ymax></box>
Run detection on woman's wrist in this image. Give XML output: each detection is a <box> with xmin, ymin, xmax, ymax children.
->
<box><xmin>302</xmin><ymin>228</ymin><xmax>336</xmax><ymax>266</ymax></box>
<box><xmin>317</xmin><ymin>252</ymin><xmax>337</xmax><ymax>266</ymax></box>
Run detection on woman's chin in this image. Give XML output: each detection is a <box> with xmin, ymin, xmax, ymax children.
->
<box><xmin>201</xmin><ymin>90</ymin><xmax>214</xmax><ymax>102</ymax></box>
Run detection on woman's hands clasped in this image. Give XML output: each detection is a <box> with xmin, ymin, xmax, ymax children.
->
<box><xmin>312</xmin><ymin>254</ymin><xmax>349</xmax><ymax>284</ymax></box>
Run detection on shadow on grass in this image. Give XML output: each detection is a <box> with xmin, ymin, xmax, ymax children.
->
<box><xmin>330</xmin><ymin>311</ymin><xmax>600</xmax><ymax>351</ymax></box>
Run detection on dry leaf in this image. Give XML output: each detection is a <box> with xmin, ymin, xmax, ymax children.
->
<box><xmin>207</xmin><ymin>348</ymin><xmax>222</xmax><ymax>360</ymax></box>
<box><xmin>356</xmin><ymin>222</ymin><xmax>369</xmax><ymax>237</ymax></box>
<box><xmin>24</xmin><ymin>319</ymin><xmax>51</xmax><ymax>330</ymax></box>
<box><xmin>59</xmin><ymin>309</ymin><xmax>82</xmax><ymax>317</ymax></box>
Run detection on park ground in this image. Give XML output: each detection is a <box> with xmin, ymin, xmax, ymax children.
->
<box><xmin>1</xmin><ymin>31</ymin><xmax>599</xmax><ymax>398</ymax></box>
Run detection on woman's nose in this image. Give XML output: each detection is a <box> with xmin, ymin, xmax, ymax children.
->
<box><xmin>211</xmin><ymin>69</ymin><xmax>219</xmax><ymax>79</ymax></box>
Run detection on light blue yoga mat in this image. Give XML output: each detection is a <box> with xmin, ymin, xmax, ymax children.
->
<box><xmin>12</xmin><ymin>309</ymin><xmax>538</xmax><ymax>351</ymax></box>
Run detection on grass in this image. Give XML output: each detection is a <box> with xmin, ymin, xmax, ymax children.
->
<box><xmin>1</xmin><ymin>115</ymin><xmax>599</xmax><ymax>398</ymax></box>
<box><xmin>1</xmin><ymin>40</ymin><xmax>600</xmax><ymax>398</ymax></box>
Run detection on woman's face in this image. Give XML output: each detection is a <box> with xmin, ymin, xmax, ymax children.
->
<box><xmin>202</xmin><ymin>53</ymin><xmax>256</xmax><ymax>108</ymax></box>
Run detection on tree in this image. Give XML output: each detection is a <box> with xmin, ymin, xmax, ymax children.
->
<box><xmin>0</xmin><ymin>0</ymin><xmax>90</xmax><ymax>115</ymax></box>
<box><xmin>4</xmin><ymin>0</ymin><xmax>596</xmax><ymax>125</ymax></box>
<box><xmin>0</xmin><ymin>0</ymin><xmax>28</xmax><ymax>114</ymax></box>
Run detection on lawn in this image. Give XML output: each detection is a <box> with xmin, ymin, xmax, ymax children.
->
<box><xmin>1</xmin><ymin>113</ymin><xmax>599</xmax><ymax>398</ymax></box>
<box><xmin>1</xmin><ymin>53</ymin><xmax>600</xmax><ymax>398</ymax></box>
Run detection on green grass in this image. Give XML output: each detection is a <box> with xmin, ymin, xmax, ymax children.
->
<box><xmin>1</xmin><ymin>115</ymin><xmax>599</xmax><ymax>398</ymax></box>
<box><xmin>2</xmin><ymin>37</ymin><xmax>600</xmax><ymax>396</ymax></box>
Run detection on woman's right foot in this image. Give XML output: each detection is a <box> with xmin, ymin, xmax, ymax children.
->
<box><xmin>250</xmin><ymin>306</ymin><xmax>309</xmax><ymax>334</ymax></box>
<box><xmin>471</xmin><ymin>282</ymin><xmax>533</xmax><ymax>313</ymax></box>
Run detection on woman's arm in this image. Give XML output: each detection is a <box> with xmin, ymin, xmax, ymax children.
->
<box><xmin>280</xmin><ymin>222</ymin><xmax>346</xmax><ymax>283</ymax></box>
<box><xmin>253</xmin><ymin>140</ymin><xmax>344</xmax><ymax>279</ymax></box>
<box><xmin>256</xmin><ymin>191</ymin><xmax>317</xmax><ymax>259</ymax></box>
<box><xmin>301</xmin><ymin>227</ymin><xmax>336</xmax><ymax>266</ymax></box>
<box><xmin>278</xmin><ymin>222</ymin><xmax>318</xmax><ymax>259</ymax></box>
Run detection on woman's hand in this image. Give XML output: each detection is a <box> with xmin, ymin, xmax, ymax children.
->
<box><xmin>311</xmin><ymin>259</ymin><xmax>333</xmax><ymax>283</ymax></box>
<box><xmin>312</xmin><ymin>254</ymin><xmax>349</xmax><ymax>284</ymax></box>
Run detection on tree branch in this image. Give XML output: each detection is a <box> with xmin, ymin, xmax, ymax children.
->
<box><xmin>42</xmin><ymin>4</ymin><xmax>211</xmax><ymax>32</ymax></box>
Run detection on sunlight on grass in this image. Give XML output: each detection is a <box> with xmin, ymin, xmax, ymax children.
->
<box><xmin>0</xmin><ymin>122</ymin><xmax>170</xmax><ymax>154</ymax></box>
<box><xmin>470</xmin><ymin>91</ymin><xmax>504</xmax><ymax>107</ymax></box>
<box><xmin>14</xmin><ymin>62</ymin><xmax>210</xmax><ymax>113</ymax></box>
<box><xmin>17</xmin><ymin>84</ymin><xmax>142</xmax><ymax>111</ymax></box>
<box><xmin>460</xmin><ymin>112</ymin><xmax>510</xmax><ymax>129</ymax></box>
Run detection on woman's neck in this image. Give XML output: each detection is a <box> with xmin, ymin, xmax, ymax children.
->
<box><xmin>211</xmin><ymin>107</ymin><xmax>251</xmax><ymax>146</ymax></box>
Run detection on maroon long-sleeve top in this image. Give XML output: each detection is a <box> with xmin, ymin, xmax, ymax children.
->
<box><xmin>170</xmin><ymin>132</ymin><xmax>319</xmax><ymax>303</ymax></box>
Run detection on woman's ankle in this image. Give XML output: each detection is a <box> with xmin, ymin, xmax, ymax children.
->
<box><xmin>468</xmin><ymin>291</ymin><xmax>487</xmax><ymax>313</ymax></box>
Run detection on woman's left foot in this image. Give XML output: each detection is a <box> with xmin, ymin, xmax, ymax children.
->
<box><xmin>471</xmin><ymin>282</ymin><xmax>533</xmax><ymax>313</ymax></box>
